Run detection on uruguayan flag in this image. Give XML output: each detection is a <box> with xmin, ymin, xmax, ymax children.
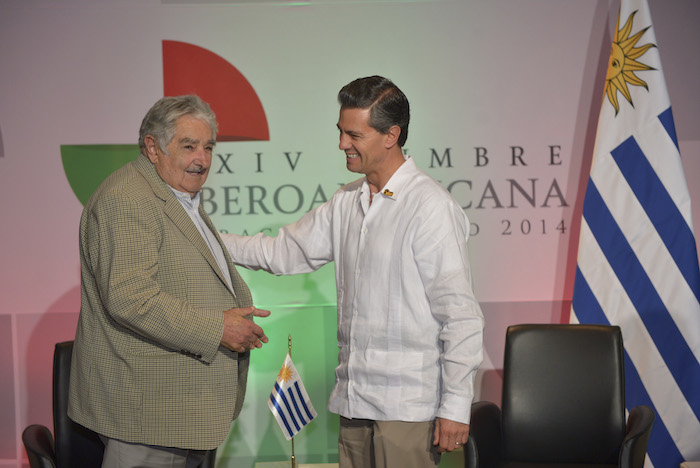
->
<box><xmin>571</xmin><ymin>0</ymin><xmax>700</xmax><ymax>466</ymax></box>
<box><xmin>268</xmin><ymin>352</ymin><xmax>317</xmax><ymax>440</ymax></box>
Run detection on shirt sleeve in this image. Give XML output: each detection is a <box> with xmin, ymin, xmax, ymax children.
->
<box><xmin>412</xmin><ymin>195</ymin><xmax>484</xmax><ymax>424</ymax></box>
<box><xmin>222</xmin><ymin>199</ymin><xmax>335</xmax><ymax>275</ymax></box>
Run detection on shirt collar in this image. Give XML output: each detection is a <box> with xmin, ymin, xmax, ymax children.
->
<box><xmin>169</xmin><ymin>186</ymin><xmax>201</xmax><ymax>210</ymax></box>
<box><xmin>364</xmin><ymin>154</ymin><xmax>417</xmax><ymax>202</ymax></box>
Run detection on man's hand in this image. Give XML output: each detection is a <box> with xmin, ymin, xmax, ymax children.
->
<box><xmin>221</xmin><ymin>306</ymin><xmax>271</xmax><ymax>353</ymax></box>
<box><xmin>433</xmin><ymin>417</ymin><xmax>470</xmax><ymax>453</ymax></box>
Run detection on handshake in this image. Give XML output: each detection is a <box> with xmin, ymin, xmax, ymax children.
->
<box><xmin>220</xmin><ymin>306</ymin><xmax>271</xmax><ymax>353</ymax></box>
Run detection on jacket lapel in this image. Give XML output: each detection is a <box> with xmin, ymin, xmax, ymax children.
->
<box><xmin>200</xmin><ymin>206</ymin><xmax>253</xmax><ymax>305</ymax></box>
<box><xmin>134</xmin><ymin>154</ymin><xmax>234</xmax><ymax>294</ymax></box>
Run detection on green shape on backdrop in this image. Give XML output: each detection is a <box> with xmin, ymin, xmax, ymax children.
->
<box><xmin>238</xmin><ymin>265</ymin><xmax>336</xmax><ymax>309</ymax></box>
<box><xmin>61</xmin><ymin>144</ymin><xmax>139</xmax><ymax>205</ymax></box>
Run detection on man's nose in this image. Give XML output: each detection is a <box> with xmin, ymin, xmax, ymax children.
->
<box><xmin>195</xmin><ymin>147</ymin><xmax>211</xmax><ymax>163</ymax></box>
<box><xmin>339</xmin><ymin>134</ymin><xmax>350</xmax><ymax>150</ymax></box>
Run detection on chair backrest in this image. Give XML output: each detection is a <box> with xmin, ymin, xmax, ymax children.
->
<box><xmin>52</xmin><ymin>341</ymin><xmax>105</xmax><ymax>468</ymax></box>
<box><xmin>501</xmin><ymin>324</ymin><xmax>626</xmax><ymax>464</ymax></box>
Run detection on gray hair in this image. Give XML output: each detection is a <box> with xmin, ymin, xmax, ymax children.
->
<box><xmin>138</xmin><ymin>95</ymin><xmax>218</xmax><ymax>153</ymax></box>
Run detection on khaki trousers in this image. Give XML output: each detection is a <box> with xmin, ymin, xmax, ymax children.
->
<box><xmin>338</xmin><ymin>417</ymin><xmax>441</xmax><ymax>468</ymax></box>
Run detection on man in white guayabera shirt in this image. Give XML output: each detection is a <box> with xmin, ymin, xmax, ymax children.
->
<box><xmin>223</xmin><ymin>76</ymin><xmax>484</xmax><ymax>468</ymax></box>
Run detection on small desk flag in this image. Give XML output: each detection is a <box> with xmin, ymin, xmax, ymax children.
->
<box><xmin>268</xmin><ymin>351</ymin><xmax>317</xmax><ymax>440</ymax></box>
<box><xmin>571</xmin><ymin>0</ymin><xmax>700</xmax><ymax>465</ymax></box>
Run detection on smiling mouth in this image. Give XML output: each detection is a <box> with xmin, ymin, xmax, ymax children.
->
<box><xmin>186</xmin><ymin>165</ymin><xmax>207</xmax><ymax>175</ymax></box>
<box><xmin>346</xmin><ymin>153</ymin><xmax>359</xmax><ymax>159</ymax></box>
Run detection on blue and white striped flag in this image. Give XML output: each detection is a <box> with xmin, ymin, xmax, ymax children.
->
<box><xmin>268</xmin><ymin>351</ymin><xmax>317</xmax><ymax>440</ymax></box>
<box><xmin>571</xmin><ymin>0</ymin><xmax>700</xmax><ymax>466</ymax></box>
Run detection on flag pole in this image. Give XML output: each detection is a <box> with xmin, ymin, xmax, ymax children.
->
<box><xmin>289</xmin><ymin>334</ymin><xmax>296</xmax><ymax>468</ymax></box>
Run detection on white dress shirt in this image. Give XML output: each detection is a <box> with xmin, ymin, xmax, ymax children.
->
<box><xmin>223</xmin><ymin>156</ymin><xmax>483</xmax><ymax>424</ymax></box>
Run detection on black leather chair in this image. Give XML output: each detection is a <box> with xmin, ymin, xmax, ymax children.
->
<box><xmin>22</xmin><ymin>341</ymin><xmax>217</xmax><ymax>468</ymax></box>
<box><xmin>466</xmin><ymin>324</ymin><xmax>655</xmax><ymax>468</ymax></box>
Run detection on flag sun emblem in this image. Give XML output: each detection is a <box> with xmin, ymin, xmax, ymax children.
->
<box><xmin>278</xmin><ymin>364</ymin><xmax>294</xmax><ymax>383</ymax></box>
<box><xmin>605</xmin><ymin>10</ymin><xmax>656</xmax><ymax>115</ymax></box>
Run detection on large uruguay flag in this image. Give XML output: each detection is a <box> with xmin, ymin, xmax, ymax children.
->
<box><xmin>268</xmin><ymin>351</ymin><xmax>317</xmax><ymax>440</ymax></box>
<box><xmin>570</xmin><ymin>0</ymin><xmax>700</xmax><ymax>466</ymax></box>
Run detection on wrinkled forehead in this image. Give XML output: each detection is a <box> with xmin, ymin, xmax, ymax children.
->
<box><xmin>172</xmin><ymin>115</ymin><xmax>216</xmax><ymax>143</ymax></box>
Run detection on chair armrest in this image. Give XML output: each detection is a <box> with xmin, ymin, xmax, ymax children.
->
<box><xmin>463</xmin><ymin>434</ymin><xmax>478</xmax><ymax>468</ymax></box>
<box><xmin>22</xmin><ymin>424</ymin><xmax>57</xmax><ymax>468</ymax></box>
<box><xmin>619</xmin><ymin>405</ymin><xmax>655</xmax><ymax>468</ymax></box>
<box><xmin>467</xmin><ymin>401</ymin><xmax>502</xmax><ymax>468</ymax></box>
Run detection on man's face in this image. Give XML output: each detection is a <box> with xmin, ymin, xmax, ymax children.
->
<box><xmin>337</xmin><ymin>107</ymin><xmax>389</xmax><ymax>177</ymax></box>
<box><xmin>147</xmin><ymin>114</ymin><xmax>215</xmax><ymax>198</ymax></box>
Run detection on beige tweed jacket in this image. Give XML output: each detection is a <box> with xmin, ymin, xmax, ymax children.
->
<box><xmin>68</xmin><ymin>153</ymin><xmax>253</xmax><ymax>450</ymax></box>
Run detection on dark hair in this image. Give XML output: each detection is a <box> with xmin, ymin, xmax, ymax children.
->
<box><xmin>338</xmin><ymin>76</ymin><xmax>410</xmax><ymax>147</ymax></box>
<box><xmin>138</xmin><ymin>95</ymin><xmax>217</xmax><ymax>153</ymax></box>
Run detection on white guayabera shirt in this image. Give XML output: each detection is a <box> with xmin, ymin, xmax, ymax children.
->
<box><xmin>223</xmin><ymin>156</ymin><xmax>484</xmax><ymax>424</ymax></box>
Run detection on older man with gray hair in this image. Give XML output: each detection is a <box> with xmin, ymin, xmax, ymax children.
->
<box><xmin>69</xmin><ymin>95</ymin><xmax>269</xmax><ymax>468</ymax></box>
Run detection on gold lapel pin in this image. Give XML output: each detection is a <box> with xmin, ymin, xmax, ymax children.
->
<box><xmin>383</xmin><ymin>189</ymin><xmax>394</xmax><ymax>197</ymax></box>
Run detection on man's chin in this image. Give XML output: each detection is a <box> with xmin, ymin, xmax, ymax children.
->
<box><xmin>184</xmin><ymin>182</ymin><xmax>206</xmax><ymax>196</ymax></box>
<box><xmin>346</xmin><ymin>160</ymin><xmax>361</xmax><ymax>173</ymax></box>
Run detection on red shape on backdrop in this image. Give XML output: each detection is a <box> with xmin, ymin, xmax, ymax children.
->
<box><xmin>163</xmin><ymin>40</ymin><xmax>269</xmax><ymax>141</ymax></box>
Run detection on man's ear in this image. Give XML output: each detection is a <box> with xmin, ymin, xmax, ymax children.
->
<box><xmin>144</xmin><ymin>135</ymin><xmax>160</xmax><ymax>163</ymax></box>
<box><xmin>384</xmin><ymin>125</ymin><xmax>401</xmax><ymax>149</ymax></box>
